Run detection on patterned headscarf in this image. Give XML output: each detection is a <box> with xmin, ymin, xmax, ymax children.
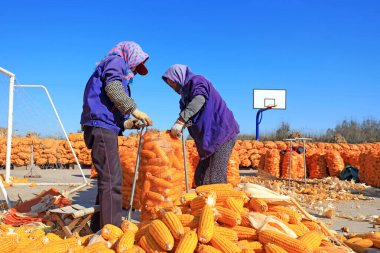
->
<box><xmin>162</xmin><ymin>64</ymin><xmax>194</xmax><ymax>87</ymax></box>
<box><xmin>104</xmin><ymin>41</ymin><xmax>149</xmax><ymax>81</ymax></box>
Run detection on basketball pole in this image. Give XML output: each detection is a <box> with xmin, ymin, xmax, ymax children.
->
<box><xmin>255</xmin><ymin>105</ymin><xmax>275</xmax><ymax>141</ymax></box>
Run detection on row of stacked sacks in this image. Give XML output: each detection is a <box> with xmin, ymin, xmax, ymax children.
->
<box><xmin>235</xmin><ymin>140</ymin><xmax>380</xmax><ymax>187</ymax></box>
<box><xmin>1</xmin><ymin>135</ymin><xmax>379</xmax><ymax>187</ymax></box>
<box><xmin>0</xmin><ymin>134</ymin><xmax>92</xmax><ymax>167</ymax></box>
<box><xmin>0</xmin><ymin>183</ymin><xmax>358</xmax><ymax>252</ymax></box>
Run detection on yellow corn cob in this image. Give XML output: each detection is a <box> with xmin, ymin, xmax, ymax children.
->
<box><xmin>177</xmin><ymin>214</ymin><xmax>199</xmax><ymax>228</ymax></box>
<box><xmin>138</xmin><ymin>233</ymin><xmax>166</xmax><ymax>253</ymax></box>
<box><xmin>80</xmin><ymin>233</ymin><xmax>93</xmax><ymax>247</ymax></box>
<box><xmin>345</xmin><ymin>238</ymin><xmax>374</xmax><ymax>253</ymax></box>
<box><xmin>45</xmin><ymin>232</ymin><xmax>63</xmax><ymax>242</ymax></box>
<box><xmin>198</xmin><ymin>205</ymin><xmax>215</xmax><ymax>243</ymax></box>
<box><xmin>215</xmin><ymin>206</ymin><xmax>241</xmax><ymax>226</ymax></box>
<box><xmin>263</xmin><ymin>212</ymin><xmax>290</xmax><ymax>223</ymax></box>
<box><xmin>28</xmin><ymin>229</ymin><xmax>45</xmax><ymax>239</ymax></box>
<box><xmin>148</xmin><ymin>219</ymin><xmax>174</xmax><ymax>251</ymax></box>
<box><xmin>146</xmin><ymin>172</ymin><xmax>174</xmax><ymax>188</ymax></box>
<box><xmin>268</xmin><ymin>206</ymin><xmax>302</xmax><ymax>224</ymax></box>
<box><xmin>82</xmin><ymin>241</ymin><xmax>111</xmax><ymax>253</ymax></box>
<box><xmin>248</xmin><ymin>241</ymin><xmax>263</xmax><ymax>252</ymax></box>
<box><xmin>14</xmin><ymin>226</ymin><xmax>28</xmax><ymax>239</ymax></box>
<box><xmin>301</xmin><ymin>220</ymin><xmax>321</xmax><ymax>231</ymax></box>
<box><xmin>210</xmin><ymin>231</ymin><xmax>242</xmax><ymax>253</ymax></box>
<box><xmin>121</xmin><ymin>220</ymin><xmax>139</xmax><ymax>234</ymax></box>
<box><xmin>145</xmin><ymin>191</ymin><xmax>166</xmax><ymax>202</ymax></box>
<box><xmin>0</xmin><ymin>223</ymin><xmax>12</xmax><ymax>232</ymax></box>
<box><xmin>162</xmin><ymin>212</ymin><xmax>185</xmax><ymax>240</ymax></box>
<box><xmin>264</xmin><ymin>243</ymin><xmax>287</xmax><ymax>253</ymax></box>
<box><xmin>249</xmin><ymin>198</ymin><xmax>268</xmax><ymax>213</ymax></box>
<box><xmin>372</xmin><ymin>237</ymin><xmax>380</xmax><ymax>249</ymax></box>
<box><xmin>190</xmin><ymin>192</ymin><xmax>216</xmax><ymax>209</ymax></box>
<box><xmin>0</xmin><ymin>237</ymin><xmax>17</xmax><ymax>252</ymax></box>
<box><xmin>287</xmin><ymin>223</ymin><xmax>310</xmax><ymax>237</ymax></box>
<box><xmin>214</xmin><ymin>226</ymin><xmax>238</xmax><ymax>242</ymax></box>
<box><xmin>125</xmin><ymin>245</ymin><xmax>146</xmax><ymax>253</ymax></box>
<box><xmin>34</xmin><ymin>237</ymin><xmax>81</xmax><ymax>253</ymax></box>
<box><xmin>197</xmin><ymin>244</ymin><xmax>223</xmax><ymax>253</ymax></box>
<box><xmin>135</xmin><ymin>223</ymin><xmax>150</xmax><ymax>243</ymax></box>
<box><xmin>12</xmin><ymin>237</ymin><xmax>33</xmax><ymax>251</ymax></box>
<box><xmin>231</xmin><ymin>225</ymin><xmax>257</xmax><ymax>240</ymax></box>
<box><xmin>258</xmin><ymin>230</ymin><xmax>311</xmax><ymax>253</ymax></box>
<box><xmin>215</xmin><ymin>190</ymin><xmax>249</xmax><ymax>204</ymax></box>
<box><xmin>181</xmin><ymin>192</ymin><xmax>198</xmax><ymax>205</ymax></box>
<box><xmin>240</xmin><ymin>211</ymin><xmax>251</xmax><ymax>227</ymax></box>
<box><xmin>174</xmin><ymin>230</ymin><xmax>198</xmax><ymax>253</ymax></box>
<box><xmin>195</xmin><ymin>183</ymin><xmax>234</xmax><ymax>194</ymax></box>
<box><xmin>236</xmin><ymin>240</ymin><xmax>250</xmax><ymax>249</ymax></box>
<box><xmin>320</xmin><ymin>240</ymin><xmax>335</xmax><ymax>247</ymax></box>
<box><xmin>101</xmin><ymin>224</ymin><xmax>124</xmax><ymax>240</ymax></box>
<box><xmin>26</xmin><ymin>235</ymin><xmax>49</xmax><ymax>250</ymax></box>
<box><xmin>117</xmin><ymin>230</ymin><xmax>135</xmax><ymax>252</ymax></box>
<box><xmin>241</xmin><ymin>248</ymin><xmax>254</xmax><ymax>253</ymax></box>
<box><xmin>345</xmin><ymin>237</ymin><xmax>362</xmax><ymax>243</ymax></box>
<box><xmin>225</xmin><ymin>197</ymin><xmax>244</xmax><ymax>214</ymax></box>
<box><xmin>298</xmin><ymin>230</ymin><xmax>324</xmax><ymax>250</ymax></box>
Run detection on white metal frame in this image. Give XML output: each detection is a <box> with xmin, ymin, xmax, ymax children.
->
<box><xmin>0</xmin><ymin>67</ymin><xmax>89</xmax><ymax>207</ymax></box>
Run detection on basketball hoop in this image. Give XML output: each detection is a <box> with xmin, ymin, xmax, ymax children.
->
<box><xmin>265</xmin><ymin>104</ymin><xmax>277</xmax><ymax>109</ymax></box>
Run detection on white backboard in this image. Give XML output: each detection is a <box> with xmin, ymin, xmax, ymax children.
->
<box><xmin>253</xmin><ymin>89</ymin><xmax>286</xmax><ymax>109</ymax></box>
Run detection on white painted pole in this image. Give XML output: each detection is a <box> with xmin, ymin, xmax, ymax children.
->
<box><xmin>0</xmin><ymin>67</ymin><xmax>16</xmax><ymax>184</ymax></box>
<box><xmin>0</xmin><ymin>67</ymin><xmax>14</xmax><ymax>207</ymax></box>
<box><xmin>14</xmin><ymin>85</ymin><xmax>88</xmax><ymax>184</ymax></box>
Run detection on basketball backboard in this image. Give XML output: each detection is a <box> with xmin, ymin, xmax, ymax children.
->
<box><xmin>253</xmin><ymin>89</ymin><xmax>286</xmax><ymax>110</ymax></box>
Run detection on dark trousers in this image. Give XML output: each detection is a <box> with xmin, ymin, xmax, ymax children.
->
<box><xmin>83</xmin><ymin>126</ymin><xmax>122</xmax><ymax>232</ymax></box>
<box><xmin>194</xmin><ymin>137</ymin><xmax>236</xmax><ymax>186</ymax></box>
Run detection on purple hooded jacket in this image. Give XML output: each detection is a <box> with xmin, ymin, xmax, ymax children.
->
<box><xmin>163</xmin><ymin>65</ymin><xmax>240</xmax><ymax>159</ymax></box>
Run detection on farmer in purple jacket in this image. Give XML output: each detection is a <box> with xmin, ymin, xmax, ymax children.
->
<box><xmin>162</xmin><ymin>64</ymin><xmax>240</xmax><ymax>186</ymax></box>
<box><xmin>81</xmin><ymin>41</ymin><xmax>152</xmax><ymax>231</ymax></box>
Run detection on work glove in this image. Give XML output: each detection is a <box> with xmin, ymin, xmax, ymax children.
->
<box><xmin>124</xmin><ymin>119</ymin><xmax>142</xmax><ymax>130</ymax></box>
<box><xmin>131</xmin><ymin>109</ymin><xmax>153</xmax><ymax>126</ymax></box>
<box><xmin>170</xmin><ymin>118</ymin><xmax>185</xmax><ymax>138</ymax></box>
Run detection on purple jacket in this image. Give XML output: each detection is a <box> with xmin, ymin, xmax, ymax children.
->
<box><xmin>80</xmin><ymin>56</ymin><xmax>131</xmax><ymax>135</ymax></box>
<box><xmin>181</xmin><ymin>75</ymin><xmax>240</xmax><ymax>159</ymax></box>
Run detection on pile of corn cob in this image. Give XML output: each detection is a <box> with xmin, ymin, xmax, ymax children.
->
<box><xmin>342</xmin><ymin>232</ymin><xmax>380</xmax><ymax>253</ymax></box>
<box><xmin>0</xmin><ymin>183</ymin><xmax>366</xmax><ymax>252</ymax></box>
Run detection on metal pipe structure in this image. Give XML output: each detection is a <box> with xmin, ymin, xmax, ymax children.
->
<box><xmin>14</xmin><ymin>85</ymin><xmax>88</xmax><ymax>185</ymax></box>
<box><xmin>295</xmin><ymin>137</ymin><xmax>312</xmax><ymax>185</ymax></box>
<box><xmin>0</xmin><ymin>67</ymin><xmax>15</xmax><ymax>208</ymax></box>
<box><xmin>0</xmin><ymin>67</ymin><xmax>16</xmax><ymax>184</ymax></box>
<box><xmin>128</xmin><ymin>127</ymin><xmax>145</xmax><ymax>221</ymax></box>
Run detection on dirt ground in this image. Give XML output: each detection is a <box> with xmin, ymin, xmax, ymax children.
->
<box><xmin>1</xmin><ymin>166</ymin><xmax>379</xmax><ymax>235</ymax></box>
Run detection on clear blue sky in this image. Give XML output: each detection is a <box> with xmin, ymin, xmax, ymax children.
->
<box><xmin>0</xmin><ymin>0</ymin><xmax>379</xmax><ymax>137</ymax></box>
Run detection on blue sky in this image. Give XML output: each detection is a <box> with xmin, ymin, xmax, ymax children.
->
<box><xmin>0</xmin><ymin>0</ymin><xmax>379</xmax><ymax>137</ymax></box>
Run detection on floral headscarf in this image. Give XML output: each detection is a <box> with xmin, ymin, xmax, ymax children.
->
<box><xmin>105</xmin><ymin>41</ymin><xmax>149</xmax><ymax>81</ymax></box>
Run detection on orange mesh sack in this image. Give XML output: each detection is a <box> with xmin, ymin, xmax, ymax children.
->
<box><xmin>139</xmin><ymin>130</ymin><xmax>186</xmax><ymax>220</ymax></box>
<box><xmin>359</xmin><ymin>150</ymin><xmax>380</xmax><ymax>187</ymax></box>
<box><xmin>325</xmin><ymin>150</ymin><xmax>344</xmax><ymax>177</ymax></box>
<box><xmin>227</xmin><ymin>148</ymin><xmax>240</xmax><ymax>186</ymax></box>
<box><xmin>186</xmin><ymin>140</ymin><xmax>198</xmax><ymax>188</ymax></box>
<box><xmin>340</xmin><ymin>150</ymin><xmax>361</xmax><ymax>169</ymax></box>
<box><xmin>281</xmin><ymin>152</ymin><xmax>305</xmax><ymax>179</ymax></box>
<box><xmin>309</xmin><ymin>153</ymin><xmax>327</xmax><ymax>179</ymax></box>
<box><xmin>120</xmin><ymin>140</ymin><xmax>139</xmax><ymax>209</ymax></box>
<box><xmin>263</xmin><ymin>149</ymin><xmax>281</xmax><ymax>177</ymax></box>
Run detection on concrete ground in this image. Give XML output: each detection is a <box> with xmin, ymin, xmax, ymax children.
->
<box><xmin>1</xmin><ymin>166</ymin><xmax>379</xmax><ymax>235</ymax></box>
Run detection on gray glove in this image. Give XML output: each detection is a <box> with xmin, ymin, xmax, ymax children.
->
<box><xmin>124</xmin><ymin>118</ymin><xmax>142</xmax><ymax>130</ymax></box>
<box><xmin>170</xmin><ymin>119</ymin><xmax>185</xmax><ymax>138</ymax></box>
